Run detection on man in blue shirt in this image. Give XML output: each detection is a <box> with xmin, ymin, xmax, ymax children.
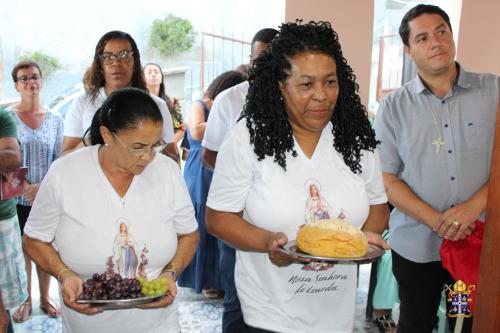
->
<box><xmin>375</xmin><ymin>4</ymin><xmax>500</xmax><ymax>333</ymax></box>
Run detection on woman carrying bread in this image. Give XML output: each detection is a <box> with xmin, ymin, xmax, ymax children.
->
<box><xmin>206</xmin><ymin>21</ymin><xmax>390</xmax><ymax>333</ymax></box>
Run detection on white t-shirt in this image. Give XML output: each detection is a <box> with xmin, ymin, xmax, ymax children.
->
<box><xmin>24</xmin><ymin>145</ymin><xmax>197</xmax><ymax>333</ymax></box>
<box><xmin>64</xmin><ymin>88</ymin><xmax>175</xmax><ymax>143</ymax></box>
<box><xmin>207</xmin><ymin>120</ymin><xmax>387</xmax><ymax>333</ymax></box>
<box><xmin>202</xmin><ymin>81</ymin><xmax>249</xmax><ymax>151</ymax></box>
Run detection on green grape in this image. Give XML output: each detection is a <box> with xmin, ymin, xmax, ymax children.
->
<box><xmin>137</xmin><ymin>275</ymin><xmax>170</xmax><ymax>297</ymax></box>
<box><xmin>137</xmin><ymin>276</ymin><xmax>145</xmax><ymax>286</ymax></box>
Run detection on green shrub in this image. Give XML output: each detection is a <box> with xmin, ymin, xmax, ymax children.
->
<box><xmin>149</xmin><ymin>14</ymin><xmax>195</xmax><ymax>57</ymax></box>
<box><xmin>20</xmin><ymin>50</ymin><xmax>61</xmax><ymax>78</ymax></box>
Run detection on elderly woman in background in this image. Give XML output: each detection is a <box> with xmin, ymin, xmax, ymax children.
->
<box><xmin>144</xmin><ymin>63</ymin><xmax>185</xmax><ymax>159</ymax></box>
<box><xmin>61</xmin><ymin>31</ymin><xmax>177</xmax><ymax>159</ymax></box>
<box><xmin>206</xmin><ymin>21</ymin><xmax>390</xmax><ymax>332</ymax></box>
<box><xmin>7</xmin><ymin>60</ymin><xmax>63</xmax><ymax>322</ymax></box>
<box><xmin>178</xmin><ymin>70</ymin><xmax>248</xmax><ymax>299</ymax></box>
<box><xmin>23</xmin><ymin>88</ymin><xmax>199</xmax><ymax>333</ymax></box>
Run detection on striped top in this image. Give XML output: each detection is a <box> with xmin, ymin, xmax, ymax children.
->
<box><xmin>7</xmin><ymin>108</ymin><xmax>63</xmax><ymax>206</ymax></box>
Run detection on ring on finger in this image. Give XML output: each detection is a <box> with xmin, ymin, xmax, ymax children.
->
<box><xmin>452</xmin><ymin>220</ymin><xmax>459</xmax><ymax>227</ymax></box>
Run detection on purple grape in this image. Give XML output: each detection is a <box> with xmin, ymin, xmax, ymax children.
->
<box><xmin>79</xmin><ymin>273</ymin><xmax>146</xmax><ymax>301</ymax></box>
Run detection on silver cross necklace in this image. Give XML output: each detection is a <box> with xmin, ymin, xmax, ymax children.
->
<box><xmin>429</xmin><ymin>107</ymin><xmax>445</xmax><ymax>154</ymax></box>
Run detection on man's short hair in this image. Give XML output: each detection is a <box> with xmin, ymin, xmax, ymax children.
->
<box><xmin>399</xmin><ymin>4</ymin><xmax>452</xmax><ymax>47</ymax></box>
<box><xmin>251</xmin><ymin>28</ymin><xmax>278</xmax><ymax>46</ymax></box>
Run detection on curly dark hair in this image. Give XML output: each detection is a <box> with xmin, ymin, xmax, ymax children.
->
<box><xmin>86</xmin><ymin>31</ymin><xmax>146</xmax><ymax>102</ymax></box>
<box><xmin>243</xmin><ymin>20</ymin><xmax>377</xmax><ymax>173</ymax></box>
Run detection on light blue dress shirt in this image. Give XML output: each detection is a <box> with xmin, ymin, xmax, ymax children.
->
<box><xmin>374</xmin><ymin>64</ymin><xmax>500</xmax><ymax>262</ymax></box>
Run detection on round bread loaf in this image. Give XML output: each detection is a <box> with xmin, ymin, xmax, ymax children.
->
<box><xmin>296</xmin><ymin>219</ymin><xmax>368</xmax><ymax>258</ymax></box>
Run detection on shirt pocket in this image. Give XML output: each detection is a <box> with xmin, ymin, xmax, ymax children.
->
<box><xmin>463</xmin><ymin>118</ymin><xmax>495</xmax><ymax>151</ymax></box>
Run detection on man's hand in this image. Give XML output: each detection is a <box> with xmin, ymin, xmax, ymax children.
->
<box><xmin>433</xmin><ymin>202</ymin><xmax>479</xmax><ymax>241</ymax></box>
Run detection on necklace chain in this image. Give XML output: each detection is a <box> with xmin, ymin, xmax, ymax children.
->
<box><xmin>429</xmin><ymin>107</ymin><xmax>445</xmax><ymax>154</ymax></box>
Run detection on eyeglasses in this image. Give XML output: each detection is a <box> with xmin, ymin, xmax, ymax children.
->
<box><xmin>99</xmin><ymin>50</ymin><xmax>134</xmax><ymax>65</ymax></box>
<box><xmin>112</xmin><ymin>132</ymin><xmax>166</xmax><ymax>156</ymax></box>
<box><xmin>16</xmin><ymin>74</ymin><xmax>42</xmax><ymax>84</ymax></box>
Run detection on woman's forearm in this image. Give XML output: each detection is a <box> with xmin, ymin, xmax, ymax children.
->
<box><xmin>189</xmin><ymin>122</ymin><xmax>206</xmax><ymax>141</ymax></box>
<box><xmin>0</xmin><ymin>137</ymin><xmax>21</xmax><ymax>173</ymax></box>
<box><xmin>22</xmin><ymin>235</ymin><xmax>68</xmax><ymax>280</ymax></box>
<box><xmin>206</xmin><ymin>208</ymin><xmax>274</xmax><ymax>253</ymax></box>
<box><xmin>163</xmin><ymin>230</ymin><xmax>199</xmax><ymax>277</ymax></box>
<box><xmin>361</xmin><ymin>203</ymin><xmax>390</xmax><ymax>234</ymax></box>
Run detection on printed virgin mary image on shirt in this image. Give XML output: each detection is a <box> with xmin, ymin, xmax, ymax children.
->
<box><xmin>113</xmin><ymin>219</ymin><xmax>139</xmax><ymax>278</ymax></box>
<box><xmin>304</xmin><ymin>178</ymin><xmax>332</xmax><ymax>224</ymax></box>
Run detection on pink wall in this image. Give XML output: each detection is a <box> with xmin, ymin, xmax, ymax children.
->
<box><xmin>457</xmin><ymin>0</ymin><xmax>500</xmax><ymax>75</ymax></box>
<box><xmin>284</xmin><ymin>0</ymin><xmax>374</xmax><ymax>106</ymax></box>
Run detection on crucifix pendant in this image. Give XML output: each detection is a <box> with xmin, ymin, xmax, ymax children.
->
<box><xmin>433</xmin><ymin>137</ymin><xmax>445</xmax><ymax>153</ymax></box>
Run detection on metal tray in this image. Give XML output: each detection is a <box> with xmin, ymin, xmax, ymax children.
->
<box><xmin>76</xmin><ymin>293</ymin><xmax>166</xmax><ymax>310</ymax></box>
<box><xmin>281</xmin><ymin>240</ymin><xmax>385</xmax><ymax>265</ymax></box>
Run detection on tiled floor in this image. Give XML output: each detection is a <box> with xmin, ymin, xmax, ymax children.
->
<box><xmin>11</xmin><ymin>264</ymin><xmax>391</xmax><ymax>333</ymax></box>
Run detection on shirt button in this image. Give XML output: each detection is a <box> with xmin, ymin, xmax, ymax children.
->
<box><xmin>448</xmin><ymin>150</ymin><xmax>452</xmax><ymax>154</ymax></box>
<box><xmin>444</xmin><ymin>124</ymin><xmax>449</xmax><ymax>127</ymax></box>
<box><xmin>451</xmin><ymin>177</ymin><xmax>455</xmax><ymax>181</ymax></box>
<box><xmin>442</xmin><ymin>100</ymin><xmax>445</xmax><ymax>104</ymax></box>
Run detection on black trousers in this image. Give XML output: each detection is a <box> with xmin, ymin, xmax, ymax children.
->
<box><xmin>16</xmin><ymin>204</ymin><xmax>31</xmax><ymax>236</ymax></box>
<box><xmin>392</xmin><ymin>250</ymin><xmax>473</xmax><ymax>333</ymax></box>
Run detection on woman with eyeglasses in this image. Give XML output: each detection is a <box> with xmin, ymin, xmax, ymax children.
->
<box><xmin>23</xmin><ymin>88</ymin><xmax>199</xmax><ymax>333</ymax></box>
<box><xmin>61</xmin><ymin>31</ymin><xmax>177</xmax><ymax>161</ymax></box>
<box><xmin>7</xmin><ymin>60</ymin><xmax>63</xmax><ymax>323</ymax></box>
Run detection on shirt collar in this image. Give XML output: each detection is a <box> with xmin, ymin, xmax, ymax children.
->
<box><xmin>410</xmin><ymin>62</ymin><xmax>472</xmax><ymax>95</ymax></box>
<box><xmin>455</xmin><ymin>63</ymin><xmax>474</xmax><ymax>89</ymax></box>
